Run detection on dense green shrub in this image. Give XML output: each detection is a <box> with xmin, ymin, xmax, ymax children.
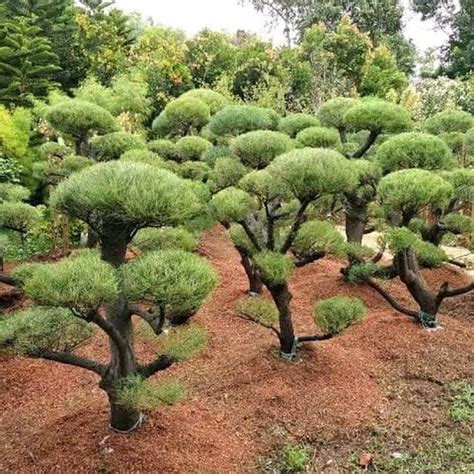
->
<box><xmin>177</xmin><ymin>161</ymin><xmax>210</xmax><ymax>181</ymax></box>
<box><xmin>38</xmin><ymin>142</ymin><xmax>72</xmax><ymax>159</ymax></box>
<box><xmin>376</xmin><ymin>132</ymin><xmax>455</xmax><ymax>173</ymax></box>
<box><xmin>0</xmin><ymin>202</ymin><xmax>40</xmax><ymax>233</ymax></box>
<box><xmin>209</xmin><ymin>157</ymin><xmax>248</xmax><ymax>191</ymax></box>
<box><xmin>179</xmin><ymin>89</ymin><xmax>229</xmax><ymax>114</ymax></box>
<box><xmin>318</xmin><ymin>97</ymin><xmax>358</xmax><ymax>131</ymax></box>
<box><xmin>236</xmin><ymin>297</ymin><xmax>278</xmax><ymax>326</ymax></box>
<box><xmin>425</xmin><ymin>110</ymin><xmax>474</xmax><ymax>135</ymax></box>
<box><xmin>254</xmin><ymin>251</ymin><xmax>294</xmax><ymax>285</ymax></box>
<box><xmin>90</xmin><ymin>132</ymin><xmax>146</xmax><ymax>161</ymax></box>
<box><xmin>152</xmin><ymin>97</ymin><xmax>211</xmax><ymax>137</ymax></box>
<box><xmin>133</xmin><ymin>227</ymin><xmax>199</xmax><ymax>253</ymax></box>
<box><xmin>278</xmin><ymin>114</ymin><xmax>320</xmax><ymax>138</ymax></box>
<box><xmin>0</xmin><ymin>183</ymin><xmax>30</xmax><ymax>202</ymax></box>
<box><xmin>120</xmin><ymin>149</ymin><xmax>166</xmax><ymax>167</ymax></box>
<box><xmin>211</xmin><ymin>186</ymin><xmax>256</xmax><ymax>222</ymax></box>
<box><xmin>209</xmin><ymin>105</ymin><xmax>280</xmax><ymax>137</ymax></box>
<box><xmin>291</xmin><ymin>221</ymin><xmax>346</xmax><ymax>258</ymax></box>
<box><xmin>147</xmin><ymin>140</ymin><xmax>178</xmax><ymax>160</ymax></box>
<box><xmin>314</xmin><ymin>297</ymin><xmax>366</xmax><ymax>335</ymax></box>
<box><xmin>231</xmin><ymin>130</ymin><xmax>294</xmax><ymax>168</ymax></box>
<box><xmin>175</xmin><ymin>136</ymin><xmax>213</xmax><ymax>161</ymax></box>
<box><xmin>439</xmin><ymin>132</ymin><xmax>465</xmax><ymax>156</ymax></box>
<box><xmin>296</xmin><ymin>126</ymin><xmax>340</xmax><ymax>149</ymax></box>
<box><xmin>45</xmin><ymin>100</ymin><xmax>119</xmax><ymax>148</ymax></box>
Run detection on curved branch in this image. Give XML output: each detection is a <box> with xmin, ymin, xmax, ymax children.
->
<box><xmin>137</xmin><ymin>355</ymin><xmax>174</xmax><ymax>378</ymax></box>
<box><xmin>293</xmin><ymin>251</ymin><xmax>325</xmax><ymax>267</ymax></box>
<box><xmin>236</xmin><ymin>311</ymin><xmax>281</xmax><ymax>338</ymax></box>
<box><xmin>298</xmin><ymin>333</ymin><xmax>334</xmax><ymax>343</ymax></box>
<box><xmin>349</xmin><ymin>130</ymin><xmax>379</xmax><ymax>159</ymax></box>
<box><xmin>29</xmin><ymin>349</ymin><xmax>105</xmax><ymax>375</ymax></box>
<box><xmin>0</xmin><ymin>272</ymin><xmax>19</xmax><ymax>287</ymax></box>
<box><xmin>280</xmin><ymin>198</ymin><xmax>312</xmax><ymax>254</ymax></box>
<box><xmin>367</xmin><ymin>278</ymin><xmax>418</xmax><ymax>319</ymax></box>
<box><xmin>89</xmin><ymin>312</ymin><xmax>129</xmax><ymax>358</ymax></box>
<box><xmin>239</xmin><ymin>220</ymin><xmax>262</xmax><ymax>252</ymax></box>
<box><xmin>436</xmin><ymin>281</ymin><xmax>474</xmax><ymax>306</ymax></box>
<box><xmin>129</xmin><ymin>304</ymin><xmax>166</xmax><ymax>336</ymax></box>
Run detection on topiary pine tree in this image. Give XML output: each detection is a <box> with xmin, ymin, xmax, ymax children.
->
<box><xmin>1</xmin><ymin>161</ymin><xmax>218</xmax><ymax>433</ymax></box>
<box><xmin>211</xmin><ymin>147</ymin><xmax>361</xmax><ymax>358</ymax></box>
<box><xmin>350</xmin><ymin>169</ymin><xmax>473</xmax><ymax>328</ymax></box>
<box><xmin>45</xmin><ymin>99</ymin><xmax>119</xmax><ymax>155</ymax></box>
<box><xmin>320</xmin><ymin>98</ymin><xmax>412</xmax><ymax>245</ymax></box>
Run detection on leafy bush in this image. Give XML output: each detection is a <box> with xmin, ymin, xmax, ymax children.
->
<box><xmin>178</xmin><ymin>161</ymin><xmax>210</xmax><ymax>181</ymax></box>
<box><xmin>269</xmin><ymin>148</ymin><xmax>357</xmax><ymax>202</ymax></box>
<box><xmin>117</xmin><ymin>376</ymin><xmax>186</xmax><ymax>411</ymax></box>
<box><xmin>415</xmin><ymin>240</ymin><xmax>448</xmax><ymax>268</ymax></box>
<box><xmin>254</xmin><ymin>251</ymin><xmax>294</xmax><ymax>285</ymax></box>
<box><xmin>179</xmin><ymin>89</ymin><xmax>229</xmax><ymax>114</ymax></box>
<box><xmin>38</xmin><ymin>142</ymin><xmax>72</xmax><ymax>159</ymax></box>
<box><xmin>122</xmin><ymin>250</ymin><xmax>218</xmax><ymax>316</ymax></box>
<box><xmin>152</xmin><ymin>97</ymin><xmax>211</xmax><ymax>137</ymax></box>
<box><xmin>314</xmin><ymin>296</ymin><xmax>366</xmax><ymax>335</ymax></box>
<box><xmin>278</xmin><ymin>114</ymin><xmax>320</xmax><ymax>138</ymax></box>
<box><xmin>376</xmin><ymin>132</ymin><xmax>455</xmax><ymax>173</ymax></box>
<box><xmin>378</xmin><ymin>170</ymin><xmax>453</xmax><ymax>219</ymax></box>
<box><xmin>147</xmin><ymin>139</ymin><xmax>178</xmax><ymax>160</ymax></box>
<box><xmin>133</xmin><ymin>227</ymin><xmax>199</xmax><ymax>253</ymax></box>
<box><xmin>0</xmin><ymin>307</ymin><xmax>94</xmax><ymax>355</ymax></box>
<box><xmin>209</xmin><ymin>105</ymin><xmax>280</xmax><ymax>136</ymax></box>
<box><xmin>120</xmin><ymin>149</ymin><xmax>166</xmax><ymax>167</ymax></box>
<box><xmin>45</xmin><ymin>99</ymin><xmax>119</xmax><ymax>141</ymax></box>
<box><xmin>443</xmin><ymin>213</ymin><xmax>473</xmax><ymax>234</ymax></box>
<box><xmin>0</xmin><ymin>202</ymin><xmax>40</xmax><ymax>233</ymax></box>
<box><xmin>292</xmin><ymin>221</ymin><xmax>345</xmax><ymax>258</ymax></box>
<box><xmin>175</xmin><ymin>136</ymin><xmax>212</xmax><ymax>161</ymax></box>
<box><xmin>211</xmin><ymin>186</ymin><xmax>255</xmax><ymax>222</ymax></box>
<box><xmin>280</xmin><ymin>444</ymin><xmax>311</xmax><ymax>473</ymax></box>
<box><xmin>296</xmin><ymin>126</ymin><xmax>340</xmax><ymax>148</ymax></box>
<box><xmin>14</xmin><ymin>251</ymin><xmax>118</xmax><ymax>309</ymax></box>
<box><xmin>425</xmin><ymin>110</ymin><xmax>473</xmax><ymax>135</ymax></box>
<box><xmin>209</xmin><ymin>157</ymin><xmax>248</xmax><ymax>191</ymax></box>
<box><xmin>231</xmin><ymin>130</ymin><xmax>294</xmax><ymax>168</ymax></box>
<box><xmin>90</xmin><ymin>132</ymin><xmax>146</xmax><ymax>161</ymax></box>
<box><xmin>157</xmin><ymin>324</ymin><xmax>208</xmax><ymax>361</ymax></box>
<box><xmin>345</xmin><ymin>98</ymin><xmax>412</xmax><ymax>133</ymax></box>
<box><xmin>318</xmin><ymin>97</ymin><xmax>358</xmax><ymax>130</ymax></box>
<box><xmin>439</xmin><ymin>132</ymin><xmax>465</xmax><ymax>156</ymax></box>
<box><xmin>0</xmin><ymin>183</ymin><xmax>30</xmax><ymax>202</ymax></box>
<box><xmin>236</xmin><ymin>297</ymin><xmax>278</xmax><ymax>326</ymax></box>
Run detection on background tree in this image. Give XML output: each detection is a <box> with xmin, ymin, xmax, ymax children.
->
<box><xmin>350</xmin><ymin>169</ymin><xmax>473</xmax><ymax>328</ymax></box>
<box><xmin>0</xmin><ymin>19</ymin><xmax>60</xmax><ymax>106</ymax></box>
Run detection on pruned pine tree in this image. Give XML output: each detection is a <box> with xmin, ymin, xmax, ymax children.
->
<box><xmin>1</xmin><ymin>161</ymin><xmax>218</xmax><ymax>433</ymax></box>
<box><xmin>349</xmin><ymin>169</ymin><xmax>473</xmax><ymax>328</ymax></box>
<box><xmin>212</xmin><ymin>146</ymin><xmax>363</xmax><ymax>358</ymax></box>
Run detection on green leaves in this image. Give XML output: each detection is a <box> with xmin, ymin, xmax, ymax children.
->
<box><xmin>376</xmin><ymin>132</ymin><xmax>455</xmax><ymax>173</ymax></box>
<box><xmin>278</xmin><ymin>113</ymin><xmax>320</xmax><ymax>138</ymax></box>
<box><xmin>133</xmin><ymin>227</ymin><xmax>199</xmax><ymax>253</ymax></box>
<box><xmin>231</xmin><ymin>130</ymin><xmax>294</xmax><ymax>169</ymax></box>
<box><xmin>13</xmin><ymin>250</ymin><xmax>119</xmax><ymax>310</ymax></box>
<box><xmin>45</xmin><ymin>99</ymin><xmax>119</xmax><ymax>139</ymax></box>
<box><xmin>237</xmin><ymin>297</ymin><xmax>278</xmax><ymax>326</ymax></box>
<box><xmin>292</xmin><ymin>221</ymin><xmax>345</xmax><ymax>258</ymax></box>
<box><xmin>254</xmin><ymin>251</ymin><xmax>294</xmax><ymax>285</ymax></box>
<box><xmin>175</xmin><ymin>136</ymin><xmax>212</xmax><ymax>161</ymax></box>
<box><xmin>378</xmin><ymin>169</ymin><xmax>453</xmax><ymax>219</ymax></box>
<box><xmin>158</xmin><ymin>324</ymin><xmax>208</xmax><ymax>362</ymax></box>
<box><xmin>269</xmin><ymin>148</ymin><xmax>357</xmax><ymax>202</ymax></box>
<box><xmin>0</xmin><ymin>307</ymin><xmax>94</xmax><ymax>355</ymax></box>
<box><xmin>296</xmin><ymin>126</ymin><xmax>340</xmax><ymax>149</ymax></box>
<box><xmin>209</xmin><ymin>105</ymin><xmax>280</xmax><ymax>137</ymax></box>
<box><xmin>425</xmin><ymin>110</ymin><xmax>474</xmax><ymax>135</ymax></box>
<box><xmin>211</xmin><ymin>186</ymin><xmax>256</xmax><ymax>223</ymax></box>
<box><xmin>314</xmin><ymin>296</ymin><xmax>365</xmax><ymax>335</ymax></box>
<box><xmin>51</xmin><ymin>161</ymin><xmax>205</xmax><ymax>230</ymax></box>
<box><xmin>90</xmin><ymin>132</ymin><xmax>146</xmax><ymax>161</ymax></box>
<box><xmin>122</xmin><ymin>250</ymin><xmax>218</xmax><ymax>316</ymax></box>
<box><xmin>345</xmin><ymin>98</ymin><xmax>412</xmax><ymax>133</ymax></box>
<box><xmin>0</xmin><ymin>202</ymin><xmax>40</xmax><ymax>233</ymax></box>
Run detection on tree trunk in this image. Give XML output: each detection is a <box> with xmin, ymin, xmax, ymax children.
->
<box><xmin>87</xmin><ymin>229</ymin><xmax>99</xmax><ymax>248</ymax></box>
<box><xmin>268</xmin><ymin>283</ymin><xmax>296</xmax><ymax>356</ymax></box>
<box><xmin>345</xmin><ymin>199</ymin><xmax>368</xmax><ymax>244</ymax></box>
<box><xmin>238</xmin><ymin>248</ymin><xmax>263</xmax><ymax>295</ymax></box>
<box><xmin>396</xmin><ymin>249</ymin><xmax>439</xmax><ymax>327</ymax></box>
<box><xmin>100</xmin><ymin>229</ymin><xmax>142</xmax><ymax>432</ymax></box>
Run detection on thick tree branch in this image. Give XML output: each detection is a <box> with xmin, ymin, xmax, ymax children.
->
<box><xmin>29</xmin><ymin>349</ymin><xmax>105</xmax><ymax>375</ymax></box>
<box><xmin>293</xmin><ymin>251</ymin><xmax>325</xmax><ymax>267</ymax></box>
<box><xmin>264</xmin><ymin>201</ymin><xmax>275</xmax><ymax>250</ymax></box>
<box><xmin>349</xmin><ymin>130</ymin><xmax>380</xmax><ymax>159</ymax></box>
<box><xmin>436</xmin><ymin>281</ymin><xmax>474</xmax><ymax>306</ymax></box>
<box><xmin>280</xmin><ymin>198</ymin><xmax>312</xmax><ymax>254</ymax></box>
<box><xmin>239</xmin><ymin>220</ymin><xmax>262</xmax><ymax>252</ymax></box>
<box><xmin>298</xmin><ymin>333</ymin><xmax>334</xmax><ymax>343</ymax></box>
<box><xmin>0</xmin><ymin>272</ymin><xmax>19</xmax><ymax>287</ymax></box>
<box><xmin>137</xmin><ymin>355</ymin><xmax>174</xmax><ymax>378</ymax></box>
<box><xmin>129</xmin><ymin>304</ymin><xmax>166</xmax><ymax>336</ymax></box>
<box><xmin>367</xmin><ymin>278</ymin><xmax>419</xmax><ymax>319</ymax></box>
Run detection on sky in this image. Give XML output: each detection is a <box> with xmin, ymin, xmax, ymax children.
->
<box><xmin>114</xmin><ymin>0</ymin><xmax>449</xmax><ymax>54</ymax></box>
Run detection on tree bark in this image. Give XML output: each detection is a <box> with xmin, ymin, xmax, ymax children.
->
<box><xmin>349</xmin><ymin>130</ymin><xmax>379</xmax><ymax>159</ymax></box>
<box><xmin>267</xmin><ymin>283</ymin><xmax>295</xmax><ymax>355</ymax></box>
<box><xmin>345</xmin><ymin>199</ymin><xmax>368</xmax><ymax>244</ymax></box>
<box><xmin>237</xmin><ymin>248</ymin><xmax>263</xmax><ymax>295</ymax></box>
<box><xmin>99</xmin><ymin>229</ymin><xmax>142</xmax><ymax>432</ymax></box>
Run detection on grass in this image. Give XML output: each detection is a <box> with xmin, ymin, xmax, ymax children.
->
<box><xmin>451</xmin><ymin>382</ymin><xmax>474</xmax><ymax>423</ymax></box>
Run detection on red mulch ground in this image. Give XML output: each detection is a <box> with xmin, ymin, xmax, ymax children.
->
<box><xmin>1</xmin><ymin>225</ymin><xmax>473</xmax><ymax>473</ymax></box>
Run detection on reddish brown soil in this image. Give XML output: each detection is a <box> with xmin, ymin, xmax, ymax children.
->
<box><xmin>1</xmin><ymin>226</ymin><xmax>473</xmax><ymax>473</ymax></box>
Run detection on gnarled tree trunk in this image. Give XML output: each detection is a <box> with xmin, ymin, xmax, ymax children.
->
<box><xmin>238</xmin><ymin>248</ymin><xmax>263</xmax><ymax>295</ymax></box>
<box><xmin>267</xmin><ymin>282</ymin><xmax>295</xmax><ymax>356</ymax></box>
